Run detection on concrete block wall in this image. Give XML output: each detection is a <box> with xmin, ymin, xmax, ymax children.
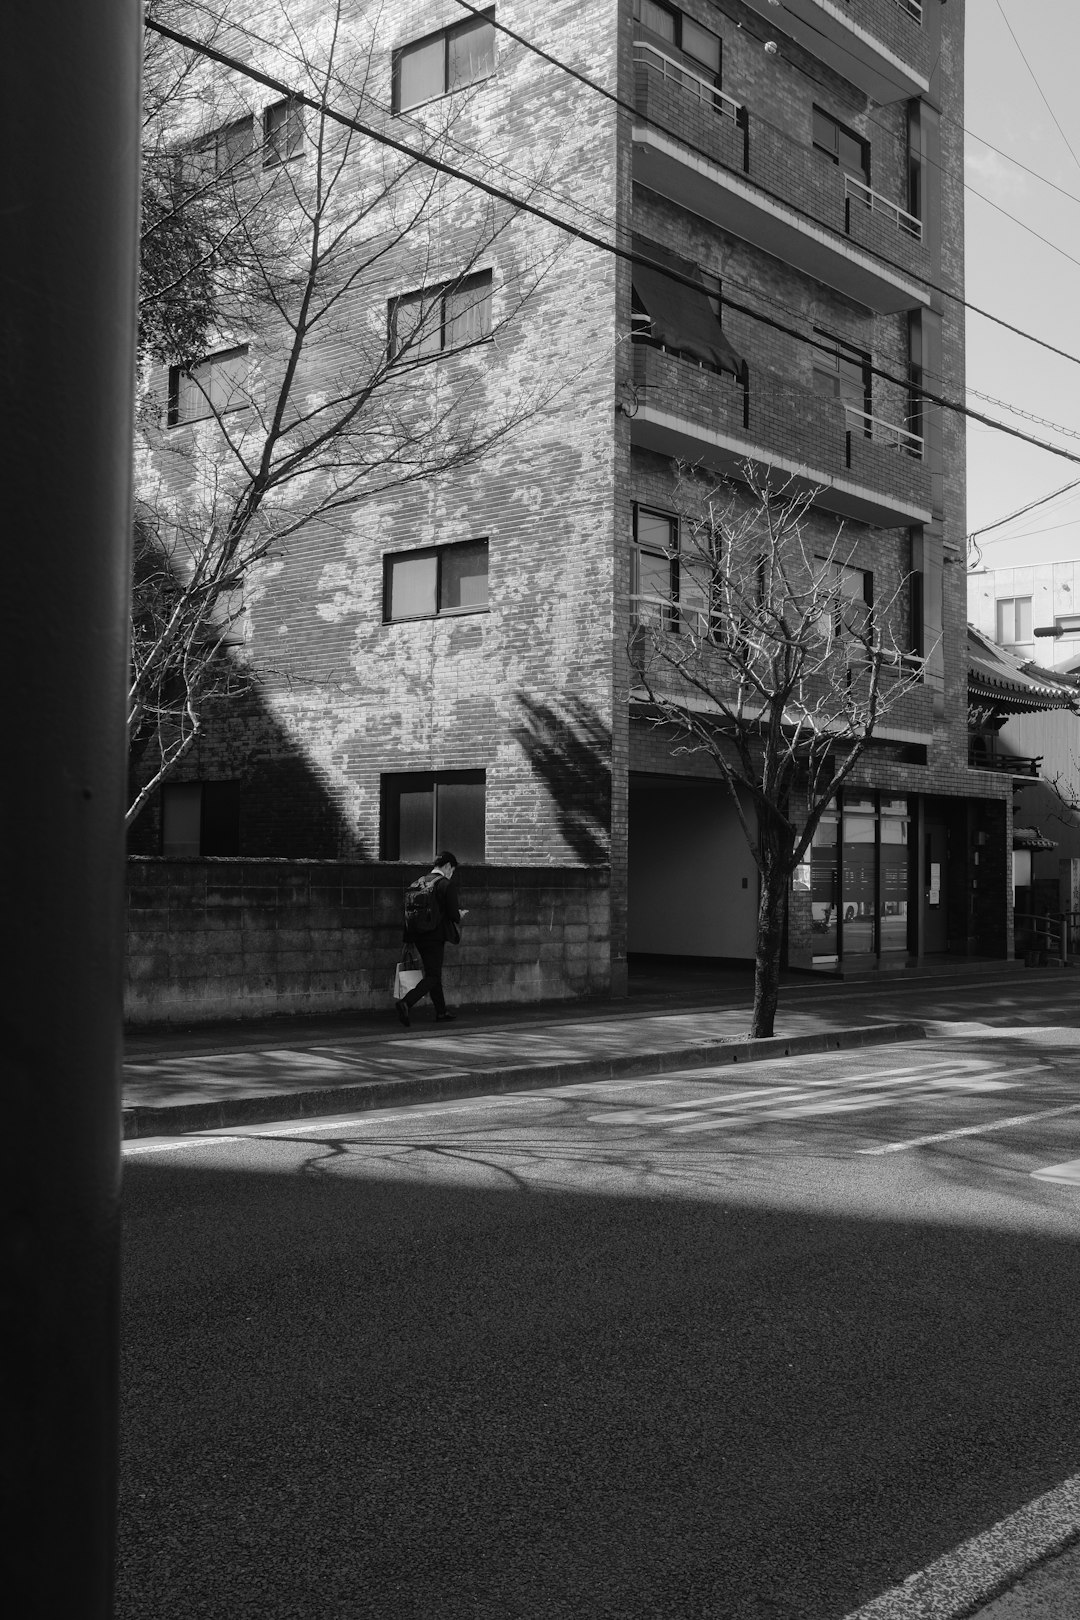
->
<box><xmin>126</xmin><ymin>858</ymin><xmax>612</xmax><ymax>1024</ymax></box>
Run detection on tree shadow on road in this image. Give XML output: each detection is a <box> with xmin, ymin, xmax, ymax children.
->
<box><xmin>120</xmin><ymin>1127</ymin><xmax>1080</xmax><ymax>1620</ymax></box>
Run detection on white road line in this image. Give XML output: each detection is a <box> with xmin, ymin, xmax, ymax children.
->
<box><xmin>1031</xmin><ymin>1159</ymin><xmax>1080</xmax><ymax>1185</ymax></box>
<box><xmin>124</xmin><ymin>1135</ymin><xmax>243</xmax><ymax>1156</ymax></box>
<box><xmin>859</xmin><ymin>1099</ymin><xmax>1080</xmax><ymax>1156</ymax></box>
<box><xmin>840</xmin><ymin>1472</ymin><xmax>1080</xmax><ymax>1620</ymax></box>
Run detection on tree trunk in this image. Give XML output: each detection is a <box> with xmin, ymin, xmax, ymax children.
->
<box><xmin>750</xmin><ymin>856</ymin><xmax>788</xmax><ymax>1039</ymax></box>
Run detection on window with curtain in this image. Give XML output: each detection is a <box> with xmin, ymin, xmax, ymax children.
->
<box><xmin>168</xmin><ymin>346</ymin><xmax>250</xmax><ymax>426</ymax></box>
<box><xmin>389</xmin><ymin>271</ymin><xmax>492</xmax><ymax>362</ymax></box>
<box><xmin>393</xmin><ymin>10</ymin><xmax>496</xmax><ymax>113</ymax></box>
<box><xmin>384</xmin><ymin>539</ymin><xmax>489</xmax><ymax>621</ymax></box>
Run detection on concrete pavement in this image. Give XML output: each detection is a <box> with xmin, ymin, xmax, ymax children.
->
<box><xmin>121</xmin><ymin>961</ymin><xmax>1080</xmax><ymax>1617</ymax></box>
<box><xmin>122</xmin><ymin>966</ymin><xmax>927</xmax><ymax>1138</ymax></box>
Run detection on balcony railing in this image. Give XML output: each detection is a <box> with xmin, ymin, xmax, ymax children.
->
<box><xmin>968</xmin><ymin>745</ymin><xmax>1043</xmax><ymax>778</ymax></box>
<box><xmin>632</xmin><ymin>39</ymin><xmax>742</xmax><ymax>123</ymax></box>
<box><xmin>842</xmin><ymin>0</ymin><xmax>923</xmax><ymax>29</ymax></box>
<box><xmin>843</xmin><ymin>404</ymin><xmax>924</xmax><ymax>459</ymax></box>
<box><xmin>630</xmin><ymin>343</ymin><xmax>933</xmax><ymax>526</ymax></box>
<box><xmin>844</xmin><ymin>174</ymin><xmax>922</xmax><ymax>241</ymax></box>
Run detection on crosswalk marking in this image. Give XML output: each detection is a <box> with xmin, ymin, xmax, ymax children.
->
<box><xmin>589</xmin><ymin>1058</ymin><xmax>1051</xmax><ymax>1134</ymax></box>
<box><xmin>859</xmin><ymin>1098</ymin><xmax>1080</xmax><ymax>1155</ymax></box>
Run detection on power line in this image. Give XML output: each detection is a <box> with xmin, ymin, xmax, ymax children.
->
<box><xmin>945</xmin><ymin>112</ymin><xmax>1080</xmax><ymax>210</ymax></box>
<box><xmin>143</xmin><ymin>14</ymin><xmax>1080</xmax><ymax>473</ymax></box>
<box><xmin>994</xmin><ymin>0</ymin><xmax>1080</xmax><ymax>182</ymax></box>
<box><xmin>968</xmin><ymin>476</ymin><xmax>1080</xmax><ymax>544</ymax></box>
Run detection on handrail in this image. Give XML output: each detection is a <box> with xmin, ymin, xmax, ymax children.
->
<box><xmin>843</xmin><ymin>403</ymin><xmax>924</xmax><ymax>458</ymax></box>
<box><xmin>1014</xmin><ymin>911</ymin><xmax>1068</xmax><ymax>961</ymax></box>
<box><xmin>844</xmin><ymin>174</ymin><xmax>923</xmax><ymax>240</ymax></box>
<box><xmin>845</xmin><ymin>0</ymin><xmax>923</xmax><ymax>22</ymax></box>
<box><xmin>633</xmin><ymin>39</ymin><xmax>742</xmax><ymax>122</ymax></box>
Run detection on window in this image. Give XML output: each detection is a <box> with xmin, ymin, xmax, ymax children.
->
<box><xmin>381</xmin><ymin>771</ymin><xmax>486</xmax><ymax>863</ymax></box>
<box><xmin>997</xmin><ymin>597</ymin><xmax>1033</xmax><ymax>647</ymax></box>
<box><xmin>633</xmin><ymin>507</ymin><xmax>678</xmax><ymax>630</ymax></box>
<box><xmin>813</xmin><ymin>107</ymin><xmax>870</xmax><ymax>185</ymax></box>
<box><xmin>385</xmin><ymin>539</ymin><xmax>489</xmax><ymax>621</ymax></box>
<box><xmin>167</xmin><ymin>345</ymin><xmax>250</xmax><ymax>426</ymax></box>
<box><xmin>263</xmin><ymin>98</ymin><xmax>303</xmax><ymax>166</ymax></box>
<box><xmin>632</xmin><ymin>0</ymin><xmax>721</xmax><ymax>75</ymax></box>
<box><xmin>812</xmin><ymin>329</ymin><xmax>871</xmax><ymax>430</ymax></box>
<box><xmin>388</xmin><ymin>271</ymin><xmax>492</xmax><ymax>363</ymax></box>
<box><xmin>178</xmin><ymin>114</ymin><xmax>254</xmax><ymax>186</ymax></box>
<box><xmin>813</xmin><ymin>557</ymin><xmax>873</xmax><ymax>646</ymax></box>
<box><xmin>632</xmin><ymin>506</ymin><xmax>714</xmax><ymax>633</ymax></box>
<box><xmin>393</xmin><ymin>10</ymin><xmax>496</xmax><ymax>113</ymax></box>
<box><xmin>162</xmin><ymin>781</ymin><xmax>240</xmax><ymax>856</ymax></box>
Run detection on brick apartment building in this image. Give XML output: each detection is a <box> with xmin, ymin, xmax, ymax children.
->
<box><xmin>130</xmin><ymin>0</ymin><xmax>1011</xmax><ymax>1021</ymax></box>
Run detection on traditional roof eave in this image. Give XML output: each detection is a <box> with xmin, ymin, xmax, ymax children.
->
<box><xmin>967</xmin><ymin>624</ymin><xmax>1080</xmax><ymax>714</ymax></box>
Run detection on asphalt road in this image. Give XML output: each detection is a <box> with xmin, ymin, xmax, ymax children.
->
<box><xmin>119</xmin><ymin>1022</ymin><xmax>1080</xmax><ymax>1620</ymax></box>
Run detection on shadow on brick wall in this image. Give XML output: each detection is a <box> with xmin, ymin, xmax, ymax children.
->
<box><xmin>128</xmin><ymin>677</ymin><xmax>367</xmax><ymax>861</ymax></box>
<box><xmin>513</xmin><ymin>693</ymin><xmax>612</xmax><ymax>865</ymax></box>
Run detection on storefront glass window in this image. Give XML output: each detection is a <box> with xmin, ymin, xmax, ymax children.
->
<box><xmin>811</xmin><ymin>808</ymin><xmax>839</xmax><ymax>960</ymax></box>
<box><xmin>880</xmin><ymin>797</ymin><xmax>910</xmax><ymax>953</ymax></box>
<box><xmin>842</xmin><ymin>795</ymin><xmax>876</xmax><ymax>955</ymax></box>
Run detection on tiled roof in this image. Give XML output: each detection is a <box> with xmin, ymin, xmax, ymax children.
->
<box><xmin>967</xmin><ymin>625</ymin><xmax>1080</xmax><ymax>712</ymax></box>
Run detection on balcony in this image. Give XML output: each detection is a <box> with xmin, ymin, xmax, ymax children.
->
<box><xmin>739</xmin><ymin>0</ymin><xmax>933</xmax><ymax>103</ymax></box>
<box><xmin>630</xmin><ymin>342</ymin><xmax>932</xmax><ymax>529</ymax></box>
<box><xmin>632</xmin><ymin>44</ymin><xmax>930</xmax><ymax>313</ymax></box>
<box><xmin>968</xmin><ymin>743</ymin><xmax>1043</xmax><ymax>780</ymax></box>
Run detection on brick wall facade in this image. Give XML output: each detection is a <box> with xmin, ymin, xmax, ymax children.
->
<box><xmin>131</xmin><ymin>2</ymin><xmax>996</xmax><ymax>1020</ymax></box>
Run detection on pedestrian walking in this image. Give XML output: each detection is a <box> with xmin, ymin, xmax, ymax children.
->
<box><xmin>396</xmin><ymin>851</ymin><xmax>467</xmax><ymax>1026</ymax></box>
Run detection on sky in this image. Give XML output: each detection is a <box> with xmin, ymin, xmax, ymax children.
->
<box><xmin>963</xmin><ymin>0</ymin><xmax>1080</xmax><ymax>570</ymax></box>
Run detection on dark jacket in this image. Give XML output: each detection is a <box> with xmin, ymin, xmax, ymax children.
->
<box><xmin>408</xmin><ymin>871</ymin><xmax>461</xmax><ymax>943</ymax></box>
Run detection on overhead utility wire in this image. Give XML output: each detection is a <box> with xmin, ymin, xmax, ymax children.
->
<box><xmin>994</xmin><ymin>0</ymin><xmax>1080</xmax><ymax>181</ymax></box>
<box><xmin>450</xmin><ymin>1</ymin><xmax>1080</xmax><ymax>373</ymax></box>
<box><xmin>143</xmin><ymin>17</ymin><xmax>1080</xmax><ymax>472</ymax></box>
<box><xmin>967</xmin><ymin>476</ymin><xmax>1080</xmax><ymax>544</ymax></box>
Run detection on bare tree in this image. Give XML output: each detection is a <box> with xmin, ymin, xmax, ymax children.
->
<box><xmin>631</xmin><ymin>466</ymin><xmax>925</xmax><ymax>1038</ymax></box>
<box><xmin>131</xmin><ymin>0</ymin><xmax>580</xmax><ymax>826</ymax></box>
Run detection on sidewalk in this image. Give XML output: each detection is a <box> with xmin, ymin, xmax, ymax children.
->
<box><xmin>122</xmin><ymin>964</ymin><xmax>936</xmax><ymax>1137</ymax></box>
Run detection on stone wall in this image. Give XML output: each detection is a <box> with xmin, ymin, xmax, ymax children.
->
<box><xmin>125</xmin><ymin>858</ymin><xmax>612</xmax><ymax>1024</ymax></box>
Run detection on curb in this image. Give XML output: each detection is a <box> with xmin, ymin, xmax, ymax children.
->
<box><xmin>122</xmin><ymin>1020</ymin><xmax>925</xmax><ymax>1139</ymax></box>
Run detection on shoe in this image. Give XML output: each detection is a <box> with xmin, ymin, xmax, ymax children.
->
<box><xmin>435</xmin><ymin>1011</ymin><xmax>457</xmax><ymax>1022</ymax></box>
<box><xmin>395</xmin><ymin>998</ymin><xmax>411</xmax><ymax>1028</ymax></box>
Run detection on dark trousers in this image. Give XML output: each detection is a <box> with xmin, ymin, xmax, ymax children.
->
<box><xmin>404</xmin><ymin>934</ymin><xmax>447</xmax><ymax>1015</ymax></box>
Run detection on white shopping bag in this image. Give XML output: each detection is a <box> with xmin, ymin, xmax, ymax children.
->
<box><xmin>393</xmin><ymin>960</ymin><xmax>423</xmax><ymax>1000</ymax></box>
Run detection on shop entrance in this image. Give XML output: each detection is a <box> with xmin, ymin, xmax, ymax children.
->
<box><xmin>810</xmin><ymin>793</ymin><xmax>912</xmax><ymax>965</ymax></box>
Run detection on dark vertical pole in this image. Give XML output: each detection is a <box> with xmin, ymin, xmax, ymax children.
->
<box><xmin>1</xmin><ymin>4</ymin><xmax>140</xmax><ymax>1615</ymax></box>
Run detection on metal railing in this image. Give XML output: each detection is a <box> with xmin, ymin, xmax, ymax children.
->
<box><xmin>968</xmin><ymin>745</ymin><xmax>1042</xmax><ymax>777</ymax></box>
<box><xmin>1014</xmin><ymin>911</ymin><xmax>1068</xmax><ymax>963</ymax></box>
<box><xmin>844</xmin><ymin>0</ymin><xmax>923</xmax><ymax>21</ymax></box>
<box><xmin>843</xmin><ymin>404</ymin><xmax>924</xmax><ymax>458</ymax></box>
<box><xmin>633</xmin><ymin>40</ymin><xmax>742</xmax><ymax>122</ymax></box>
<box><xmin>844</xmin><ymin>174</ymin><xmax>923</xmax><ymax>240</ymax></box>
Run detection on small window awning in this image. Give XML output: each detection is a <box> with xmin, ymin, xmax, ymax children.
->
<box><xmin>632</xmin><ymin>237</ymin><xmax>745</xmax><ymax>379</ymax></box>
<box><xmin>1013</xmin><ymin>827</ymin><xmax>1057</xmax><ymax>852</ymax></box>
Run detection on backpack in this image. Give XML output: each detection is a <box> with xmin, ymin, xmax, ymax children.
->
<box><xmin>404</xmin><ymin>873</ymin><xmax>443</xmax><ymax>936</ymax></box>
